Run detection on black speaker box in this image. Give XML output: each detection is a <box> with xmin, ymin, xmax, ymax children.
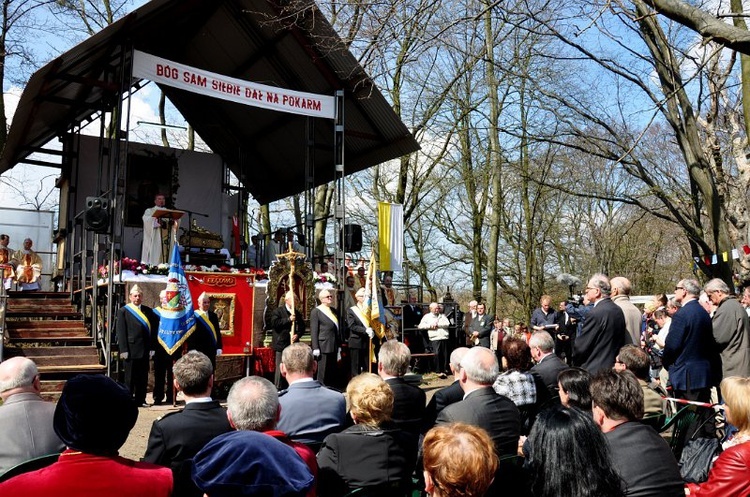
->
<box><xmin>340</xmin><ymin>224</ymin><xmax>362</xmax><ymax>252</ymax></box>
<box><xmin>85</xmin><ymin>196</ymin><xmax>110</xmax><ymax>233</ymax></box>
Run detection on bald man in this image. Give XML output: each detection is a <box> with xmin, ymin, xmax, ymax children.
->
<box><xmin>0</xmin><ymin>357</ymin><xmax>65</xmax><ymax>473</ymax></box>
<box><xmin>610</xmin><ymin>276</ymin><xmax>643</xmax><ymax>346</ymax></box>
<box><xmin>435</xmin><ymin>347</ymin><xmax>521</xmax><ymax>457</ymax></box>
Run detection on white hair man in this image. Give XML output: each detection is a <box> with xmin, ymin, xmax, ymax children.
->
<box><xmin>435</xmin><ymin>347</ymin><xmax>521</xmax><ymax>457</ymax></box>
<box><xmin>226</xmin><ymin>376</ymin><xmax>317</xmax><ymax>486</ymax></box>
<box><xmin>572</xmin><ymin>273</ymin><xmax>630</xmax><ymax>374</ymax></box>
<box><xmin>610</xmin><ymin>276</ymin><xmax>643</xmax><ymax>345</ymax></box>
<box><xmin>0</xmin><ymin>357</ymin><xmax>65</xmax><ymax>473</ymax></box>
<box><xmin>422</xmin><ymin>347</ymin><xmax>469</xmax><ymax>430</ymax></box>
<box><xmin>704</xmin><ymin>278</ymin><xmax>750</xmax><ymax>378</ymax></box>
<box><xmin>529</xmin><ymin>331</ymin><xmax>570</xmax><ymax>395</ymax></box>
<box><xmin>417</xmin><ymin>302</ymin><xmax>451</xmax><ymax>376</ymax></box>
<box><xmin>663</xmin><ymin>279</ymin><xmax>721</xmax><ymax>419</ymax></box>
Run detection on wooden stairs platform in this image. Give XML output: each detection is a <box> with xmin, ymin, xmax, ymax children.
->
<box><xmin>3</xmin><ymin>291</ymin><xmax>105</xmax><ymax>400</ymax></box>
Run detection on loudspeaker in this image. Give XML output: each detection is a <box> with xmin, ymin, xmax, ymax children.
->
<box><xmin>340</xmin><ymin>224</ymin><xmax>362</xmax><ymax>252</ymax></box>
<box><xmin>85</xmin><ymin>196</ymin><xmax>110</xmax><ymax>233</ymax></box>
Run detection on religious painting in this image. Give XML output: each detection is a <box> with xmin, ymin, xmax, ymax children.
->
<box><xmin>124</xmin><ymin>152</ymin><xmax>177</xmax><ymax>227</ymax></box>
<box><xmin>205</xmin><ymin>293</ymin><xmax>236</xmax><ymax>336</ymax></box>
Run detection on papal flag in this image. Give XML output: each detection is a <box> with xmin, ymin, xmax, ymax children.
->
<box><xmin>378</xmin><ymin>202</ymin><xmax>403</xmax><ymax>272</ymax></box>
<box><xmin>156</xmin><ymin>243</ymin><xmax>196</xmax><ymax>355</ymax></box>
<box><xmin>364</xmin><ymin>250</ymin><xmax>387</xmax><ymax>363</ymax></box>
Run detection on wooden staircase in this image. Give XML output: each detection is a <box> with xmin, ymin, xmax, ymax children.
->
<box><xmin>3</xmin><ymin>291</ymin><xmax>106</xmax><ymax>400</ymax></box>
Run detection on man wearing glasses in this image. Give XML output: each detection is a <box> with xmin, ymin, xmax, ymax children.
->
<box><xmin>663</xmin><ymin>279</ymin><xmax>721</xmax><ymax>408</ymax></box>
<box><xmin>310</xmin><ymin>289</ymin><xmax>340</xmax><ymax>386</ymax></box>
<box><xmin>573</xmin><ymin>273</ymin><xmax>630</xmax><ymax>374</ymax></box>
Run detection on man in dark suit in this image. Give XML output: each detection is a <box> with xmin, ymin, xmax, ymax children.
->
<box><xmin>378</xmin><ymin>340</ymin><xmax>426</xmax><ymax>435</ymax></box>
<box><xmin>422</xmin><ymin>347</ymin><xmax>469</xmax><ymax>432</ymax></box>
<box><xmin>572</xmin><ymin>274</ymin><xmax>631</xmax><ymax>374</ymax></box>
<box><xmin>467</xmin><ymin>302</ymin><xmax>493</xmax><ymax>348</ymax></box>
<box><xmin>591</xmin><ymin>370</ymin><xmax>684</xmax><ymax>497</ymax></box>
<box><xmin>310</xmin><ymin>288</ymin><xmax>340</xmax><ymax>386</ymax></box>
<box><xmin>269</xmin><ymin>291</ymin><xmax>306</xmax><ymax>388</ymax></box>
<box><xmin>143</xmin><ymin>351</ymin><xmax>232</xmax><ymax>497</ymax></box>
<box><xmin>189</xmin><ymin>292</ymin><xmax>223</xmax><ymax>368</ymax></box>
<box><xmin>663</xmin><ymin>278</ymin><xmax>721</xmax><ymax>412</ymax></box>
<box><xmin>436</xmin><ymin>346</ymin><xmax>521</xmax><ymax>457</ymax></box>
<box><xmin>529</xmin><ymin>331</ymin><xmax>569</xmax><ymax>396</ymax></box>
<box><xmin>463</xmin><ymin>300</ymin><xmax>477</xmax><ymax>346</ymax></box>
<box><xmin>277</xmin><ymin>343</ymin><xmax>346</xmax><ymax>446</ymax></box>
<box><xmin>116</xmin><ymin>284</ymin><xmax>159</xmax><ymax>407</ymax></box>
<box><xmin>378</xmin><ymin>339</ymin><xmax>425</xmax><ymax>472</ymax></box>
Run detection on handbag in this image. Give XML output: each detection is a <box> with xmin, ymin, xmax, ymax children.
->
<box><xmin>679</xmin><ymin>437</ymin><xmax>721</xmax><ymax>483</ymax></box>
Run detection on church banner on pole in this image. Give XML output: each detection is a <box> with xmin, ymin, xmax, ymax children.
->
<box><xmin>378</xmin><ymin>202</ymin><xmax>403</xmax><ymax>272</ymax></box>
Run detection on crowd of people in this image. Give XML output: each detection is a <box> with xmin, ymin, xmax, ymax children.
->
<box><xmin>2</xmin><ymin>272</ymin><xmax>750</xmax><ymax>496</ymax></box>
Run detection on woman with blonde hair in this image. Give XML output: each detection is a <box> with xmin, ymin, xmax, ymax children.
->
<box><xmin>687</xmin><ymin>376</ymin><xmax>750</xmax><ymax>496</ymax></box>
<box><xmin>317</xmin><ymin>373</ymin><xmax>411</xmax><ymax>496</ymax></box>
<box><xmin>422</xmin><ymin>423</ymin><xmax>497</xmax><ymax>497</ymax></box>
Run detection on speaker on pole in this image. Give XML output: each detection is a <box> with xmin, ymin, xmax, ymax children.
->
<box><xmin>340</xmin><ymin>224</ymin><xmax>362</xmax><ymax>252</ymax></box>
<box><xmin>85</xmin><ymin>196</ymin><xmax>110</xmax><ymax>233</ymax></box>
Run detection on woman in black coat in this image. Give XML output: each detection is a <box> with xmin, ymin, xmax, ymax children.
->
<box><xmin>317</xmin><ymin>373</ymin><xmax>411</xmax><ymax>497</ymax></box>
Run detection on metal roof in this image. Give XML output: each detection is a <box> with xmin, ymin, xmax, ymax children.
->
<box><xmin>0</xmin><ymin>0</ymin><xmax>419</xmax><ymax>204</ymax></box>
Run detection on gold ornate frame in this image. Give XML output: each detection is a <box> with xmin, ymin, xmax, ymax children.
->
<box><xmin>264</xmin><ymin>256</ymin><xmax>316</xmax><ymax>325</ymax></box>
<box><xmin>206</xmin><ymin>292</ymin><xmax>236</xmax><ymax>336</ymax></box>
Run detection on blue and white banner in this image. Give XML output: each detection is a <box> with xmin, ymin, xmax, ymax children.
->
<box><xmin>157</xmin><ymin>243</ymin><xmax>196</xmax><ymax>354</ymax></box>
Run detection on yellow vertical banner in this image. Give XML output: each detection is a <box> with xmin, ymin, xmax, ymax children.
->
<box><xmin>378</xmin><ymin>202</ymin><xmax>403</xmax><ymax>272</ymax></box>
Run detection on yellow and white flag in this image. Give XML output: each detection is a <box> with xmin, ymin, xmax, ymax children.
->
<box><xmin>378</xmin><ymin>202</ymin><xmax>403</xmax><ymax>272</ymax></box>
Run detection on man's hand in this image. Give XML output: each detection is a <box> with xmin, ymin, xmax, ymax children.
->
<box><xmin>291</xmin><ymin>334</ymin><xmax>299</xmax><ymax>342</ymax></box>
<box><xmin>313</xmin><ymin>349</ymin><xmax>321</xmax><ymax>358</ymax></box>
<box><xmin>366</xmin><ymin>327</ymin><xmax>374</xmax><ymax>339</ymax></box>
<box><xmin>216</xmin><ymin>349</ymin><xmax>222</xmax><ymax>356</ymax></box>
<box><xmin>149</xmin><ymin>350</ymin><xmax>155</xmax><ymax>359</ymax></box>
<box><xmin>289</xmin><ymin>313</ymin><xmax>295</xmax><ymax>322</ymax></box>
<box><xmin>120</xmin><ymin>352</ymin><xmax>129</xmax><ymax>360</ymax></box>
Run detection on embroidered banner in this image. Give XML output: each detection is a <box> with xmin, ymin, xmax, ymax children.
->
<box><xmin>132</xmin><ymin>50</ymin><xmax>336</xmax><ymax>119</ymax></box>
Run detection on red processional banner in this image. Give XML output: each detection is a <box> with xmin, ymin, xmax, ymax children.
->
<box><xmin>186</xmin><ymin>272</ymin><xmax>254</xmax><ymax>355</ymax></box>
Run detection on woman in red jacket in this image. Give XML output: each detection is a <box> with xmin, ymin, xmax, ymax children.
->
<box><xmin>687</xmin><ymin>376</ymin><xmax>750</xmax><ymax>496</ymax></box>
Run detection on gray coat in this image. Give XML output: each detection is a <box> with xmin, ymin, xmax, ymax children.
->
<box><xmin>712</xmin><ymin>296</ymin><xmax>750</xmax><ymax>378</ymax></box>
<box><xmin>612</xmin><ymin>294</ymin><xmax>643</xmax><ymax>346</ymax></box>
<box><xmin>0</xmin><ymin>392</ymin><xmax>65</xmax><ymax>474</ymax></box>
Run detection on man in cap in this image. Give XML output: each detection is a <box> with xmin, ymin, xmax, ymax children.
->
<box><xmin>144</xmin><ymin>351</ymin><xmax>232</xmax><ymax>497</ymax></box>
<box><xmin>0</xmin><ymin>357</ymin><xmax>65</xmax><ymax>474</ymax></box>
<box><xmin>192</xmin><ymin>430</ymin><xmax>314</xmax><ymax>497</ymax></box>
<box><xmin>0</xmin><ymin>374</ymin><xmax>173</xmax><ymax>496</ymax></box>
<box><xmin>116</xmin><ymin>284</ymin><xmax>159</xmax><ymax>407</ymax></box>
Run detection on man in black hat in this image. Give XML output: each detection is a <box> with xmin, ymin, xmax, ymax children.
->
<box><xmin>0</xmin><ymin>374</ymin><xmax>173</xmax><ymax>496</ymax></box>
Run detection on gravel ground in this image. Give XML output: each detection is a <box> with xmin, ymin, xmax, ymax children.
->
<box><xmin>119</xmin><ymin>372</ymin><xmax>454</xmax><ymax>461</ymax></box>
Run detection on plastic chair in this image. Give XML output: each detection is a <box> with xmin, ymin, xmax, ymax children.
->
<box><xmin>657</xmin><ymin>405</ymin><xmax>700</xmax><ymax>460</ymax></box>
<box><xmin>639</xmin><ymin>412</ymin><xmax>666</xmax><ymax>430</ymax></box>
<box><xmin>0</xmin><ymin>453</ymin><xmax>60</xmax><ymax>482</ymax></box>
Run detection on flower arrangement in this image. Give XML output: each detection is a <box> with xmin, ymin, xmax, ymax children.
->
<box><xmin>314</xmin><ymin>271</ymin><xmax>337</xmax><ymax>284</ymax></box>
<box><xmin>98</xmin><ymin>257</ymin><xmax>268</xmax><ymax>280</ymax></box>
<box><xmin>184</xmin><ymin>264</ymin><xmax>268</xmax><ymax>280</ymax></box>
